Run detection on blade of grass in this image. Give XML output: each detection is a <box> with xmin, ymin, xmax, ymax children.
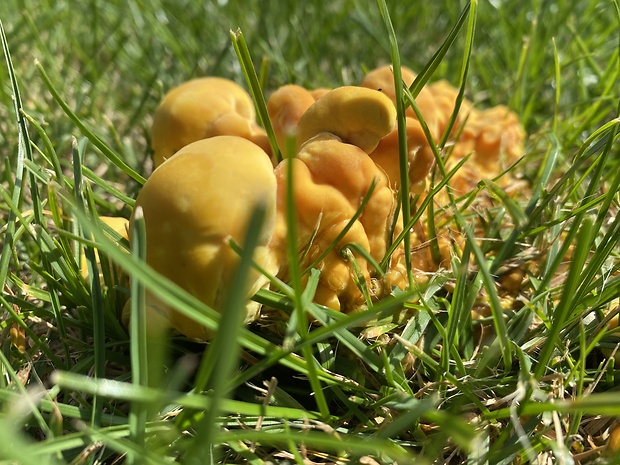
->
<box><xmin>51</xmin><ymin>371</ymin><xmax>324</xmax><ymax>421</ymax></box>
<box><xmin>438</xmin><ymin>0</ymin><xmax>478</xmax><ymax>150</ymax></box>
<box><xmin>443</xmin><ymin>240</ymin><xmax>472</xmax><ymax>376</ymax></box>
<box><xmin>215</xmin><ymin>428</ymin><xmax>416</xmax><ymax>463</ymax></box>
<box><xmin>0</xmin><ymin>20</ymin><xmax>32</xmax><ymax>296</ymax></box>
<box><xmin>0</xmin><ymin>350</ymin><xmax>53</xmax><ymax>439</ymax></box>
<box><xmin>455</xmin><ymin>212</ymin><xmax>512</xmax><ymax>371</ymax></box>
<box><xmin>35</xmin><ymin>60</ymin><xmax>146</xmax><ymax>185</ymax></box>
<box><xmin>72</xmin><ymin>137</ymin><xmax>106</xmax><ymax>428</ymax></box>
<box><xmin>407</xmin><ymin>2</ymin><xmax>472</xmax><ymax>99</ymax></box>
<box><xmin>127</xmin><ymin>206</ymin><xmax>148</xmax><ymax>463</ymax></box>
<box><xmin>534</xmin><ymin>217</ymin><xmax>594</xmax><ymax>379</ymax></box>
<box><xmin>230</xmin><ymin>29</ymin><xmax>281</xmax><ymax>163</ymax></box>
<box><xmin>184</xmin><ymin>204</ymin><xmax>269</xmax><ymax>464</ymax></box>
<box><xmin>270</xmin><ymin>128</ymin><xmax>331</xmax><ymax>418</ymax></box>
<box><xmin>377</xmin><ymin>0</ymin><xmax>412</xmax><ymax>288</ymax></box>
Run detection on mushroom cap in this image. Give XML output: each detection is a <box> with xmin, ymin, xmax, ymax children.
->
<box><xmin>295</xmin><ymin>86</ymin><xmax>397</xmax><ymax>153</ymax></box>
<box><xmin>133</xmin><ymin>135</ymin><xmax>277</xmax><ymax>339</ymax></box>
<box><xmin>360</xmin><ymin>65</ymin><xmax>438</xmax><ymax>131</ymax></box>
<box><xmin>309</xmin><ymin>88</ymin><xmax>331</xmax><ymax>100</ymax></box>
<box><xmin>151</xmin><ymin>77</ymin><xmax>268</xmax><ymax>166</ymax></box>
<box><xmin>360</xmin><ymin>64</ymin><xmax>417</xmax><ymax>103</ymax></box>
<box><xmin>266</xmin><ymin>84</ymin><xmax>317</xmax><ymax>153</ymax></box>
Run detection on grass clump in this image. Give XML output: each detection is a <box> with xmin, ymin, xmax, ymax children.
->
<box><xmin>1</xmin><ymin>0</ymin><xmax>620</xmax><ymax>464</ymax></box>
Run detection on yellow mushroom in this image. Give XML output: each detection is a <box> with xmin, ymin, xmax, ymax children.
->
<box><xmin>151</xmin><ymin>77</ymin><xmax>270</xmax><ymax>167</ymax></box>
<box><xmin>80</xmin><ymin>216</ymin><xmax>129</xmax><ymax>285</ymax></box>
<box><xmin>294</xmin><ymin>86</ymin><xmax>396</xmax><ymax>153</ymax></box>
<box><xmin>360</xmin><ymin>64</ymin><xmax>440</xmax><ymax>137</ymax></box>
<box><xmin>132</xmin><ymin>136</ymin><xmax>277</xmax><ymax>339</ymax></box>
<box><xmin>269</xmin><ymin>86</ymin><xmax>398</xmax><ymax>311</ymax></box>
<box><xmin>266</xmin><ymin>84</ymin><xmax>317</xmax><ymax>153</ymax></box>
<box><xmin>273</xmin><ymin>135</ymin><xmax>395</xmax><ymax>311</ymax></box>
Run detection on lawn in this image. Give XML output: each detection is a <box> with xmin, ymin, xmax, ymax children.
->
<box><xmin>1</xmin><ymin>1</ymin><xmax>620</xmax><ymax>463</ymax></box>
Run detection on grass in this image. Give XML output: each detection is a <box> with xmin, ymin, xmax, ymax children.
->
<box><xmin>1</xmin><ymin>0</ymin><xmax>620</xmax><ymax>463</ymax></box>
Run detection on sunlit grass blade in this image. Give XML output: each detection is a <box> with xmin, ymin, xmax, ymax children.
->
<box><xmin>377</xmin><ymin>0</ymin><xmax>413</xmax><ymax>287</ymax></box>
<box><xmin>128</xmin><ymin>206</ymin><xmax>148</xmax><ymax>463</ymax></box>
<box><xmin>443</xmin><ymin>241</ymin><xmax>472</xmax><ymax>375</ymax></box>
<box><xmin>72</xmin><ymin>137</ymin><xmax>106</xmax><ymax>427</ymax></box>
<box><xmin>455</xmin><ymin>213</ymin><xmax>512</xmax><ymax>370</ymax></box>
<box><xmin>267</xmin><ymin>127</ymin><xmax>332</xmax><ymax>418</ymax></box>
<box><xmin>438</xmin><ymin>0</ymin><xmax>477</xmax><ymax>150</ymax></box>
<box><xmin>230</xmin><ymin>29</ymin><xmax>281</xmax><ymax>163</ymax></box>
<box><xmin>35</xmin><ymin>60</ymin><xmax>146</xmax><ymax>185</ymax></box>
<box><xmin>184</xmin><ymin>204</ymin><xmax>268</xmax><ymax>463</ymax></box>
<box><xmin>0</xmin><ymin>349</ymin><xmax>52</xmax><ymax>439</ymax></box>
<box><xmin>51</xmin><ymin>371</ymin><xmax>324</xmax><ymax>421</ymax></box>
<box><xmin>0</xmin><ymin>417</ymin><xmax>52</xmax><ymax>465</ymax></box>
<box><xmin>408</xmin><ymin>2</ymin><xmax>471</xmax><ymax>98</ymax></box>
<box><xmin>534</xmin><ymin>217</ymin><xmax>593</xmax><ymax>379</ymax></box>
<box><xmin>0</xmin><ymin>20</ymin><xmax>32</xmax><ymax>293</ymax></box>
<box><xmin>215</xmin><ymin>428</ymin><xmax>417</xmax><ymax>463</ymax></box>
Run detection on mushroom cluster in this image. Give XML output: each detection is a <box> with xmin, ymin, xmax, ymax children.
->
<box><xmin>124</xmin><ymin>65</ymin><xmax>526</xmax><ymax>339</ymax></box>
<box><xmin>269</xmin><ymin>86</ymin><xmax>398</xmax><ymax>310</ymax></box>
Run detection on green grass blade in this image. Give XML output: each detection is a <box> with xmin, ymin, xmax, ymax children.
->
<box><xmin>0</xmin><ymin>20</ymin><xmax>30</xmax><ymax>295</ymax></box>
<box><xmin>35</xmin><ymin>60</ymin><xmax>146</xmax><ymax>185</ymax></box>
<box><xmin>377</xmin><ymin>0</ymin><xmax>413</xmax><ymax>287</ymax></box>
<box><xmin>71</xmin><ymin>138</ymin><xmax>106</xmax><ymax>427</ymax></box>
<box><xmin>128</xmin><ymin>207</ymin><xmax>148</xmax><ymax>462</ymax></box>
<box><xmin>408</xmin><ymin>2</ymin><xmax>471</xmax><ymax>98</ymax></box>
<box><xmin>438</xmin><ymin>0</ymin><xmax>477</xmax><ymax>150</ymax></box>
<box><xmin>534</xmin><ymin>217</ymin><xmax>594</xmax><ymax>379</ymax></box>
<box><xmin>230</xmin><ymin>29</ymin><xmax>281</xmax><ymax>163</ymax></box>
<box><xmin>184</xmin><ymin>204</ymin><xmax>269</xmax><ymax>463</ymax></box>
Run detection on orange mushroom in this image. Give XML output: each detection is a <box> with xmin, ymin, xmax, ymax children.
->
<box><xmin>132</xmin><ymin>136</ymin><xmax>277</xmax><ymax>339</ymax></box>
<box><xmin>151</xmin><ymin>77</ymin><xmax>270</xmax><ymax>167</ymax></box>
<box><xmin>269</xmin><ymin>86</ymin><xmax>398</xmax><ymax>311</ymax></box>
<box><xmin>266</xmin><ymin>84</ymin><xmax>317</xmax><ymax>154</ymax></box>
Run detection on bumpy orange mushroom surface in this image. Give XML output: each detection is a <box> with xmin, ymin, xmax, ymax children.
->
<box><xmin>269</xmin><ymin>86</ymin><xmax>398</xmax><ymax>311</ymax></box>
<box><xmin>132</xmin><ymin>136</ymin><xmax>277</xmax><ymax>339</ymax></box>
<box><xmin>360</xmin><ymin>65</ymin><xmax>525</xmax><ymax>199</ymax></box>
<box><xmin>151</xmin><ymin>77</ymin><xmax>270</xmax><ymax>167</ymax></box>
<box><xmin>273</xmin><ymin>136</ymin><xmax>395</xmax><ymax>311</ymax></box>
